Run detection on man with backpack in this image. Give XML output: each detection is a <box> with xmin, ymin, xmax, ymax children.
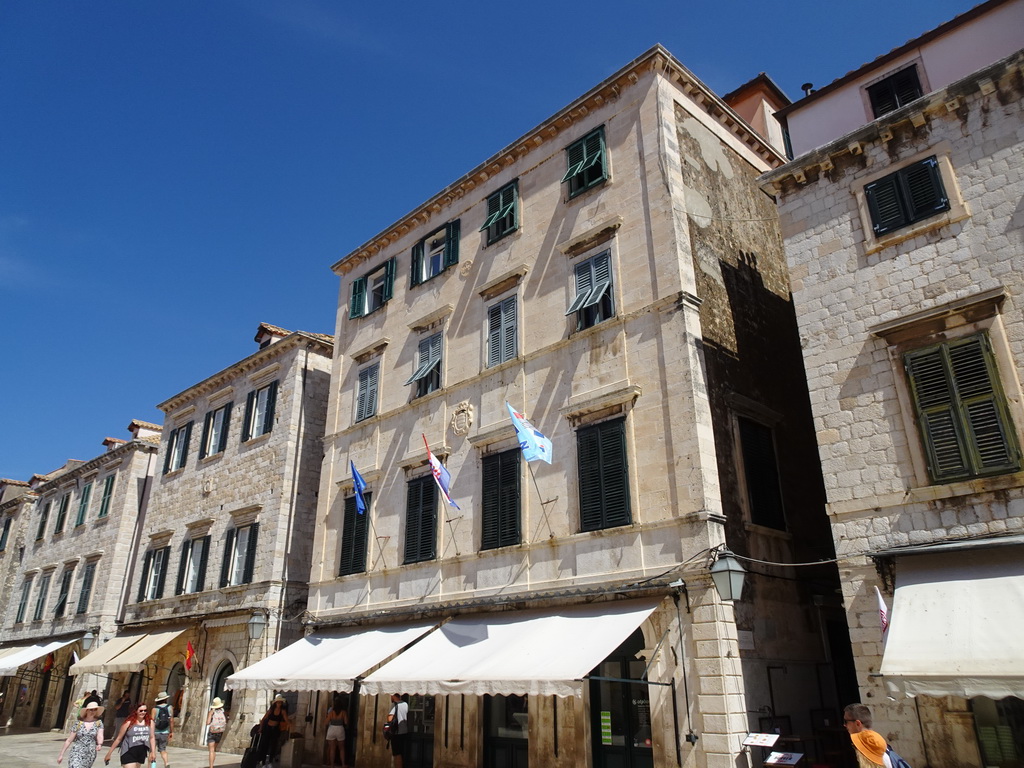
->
<box><xmin>152</xmin><ymin>691</ymin><xmax>174</xmax><ymax>768</ymax></box>
<box><xmin>843</xmin><ymin>703</ymin><xmax>912</xmax><ymax>768</ymax></box>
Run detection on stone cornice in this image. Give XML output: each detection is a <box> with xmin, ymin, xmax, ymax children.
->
<box><xmin>760</xmin><ymin>51</ymin><xmax>1024</xmax><ymax>195</ymax></box>
<box><xmin>31</xmin><ymin>440</ymin><xmax>157</xmax><ymax>497</ymax></box>
<box><xmin>157</xmin><ymin>331</ymin><xmax>333</xmax><ymax>413</ymax></box>
<box><xmin>332</xmin><ymin>45</ymin><xmax>785</xmax><ymax>277</ymax></box>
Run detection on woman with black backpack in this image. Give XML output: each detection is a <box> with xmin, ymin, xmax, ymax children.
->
<box><xmin>151</xmin><ymin>692</ymin><xmax>174</xmax><ymax>768</ymax></box>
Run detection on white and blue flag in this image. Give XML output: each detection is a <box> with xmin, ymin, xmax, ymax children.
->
<box><xmin>506</xmin><ymin>402</ymin><xmax>553</xmax><ymax>464</ymax></box>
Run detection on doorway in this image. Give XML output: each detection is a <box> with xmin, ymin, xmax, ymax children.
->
<box><xmin>484</xmin><ymin>694</ymin><xmax>528</xmax><ymax>768</ymax></box>
<box><xmin>589</xmin><ymin>629</ymin><xmax>654</xmax><ymax>768</ymax></box>
<box><xmin>405</xmin><ymin>694</ymin><xmax>435</xmax><ymax>768</ymax></box>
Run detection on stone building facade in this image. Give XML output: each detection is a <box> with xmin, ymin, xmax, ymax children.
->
<box><xmin>760</xmin><ymin>4</ymin><xmax>1024</xmax><ymax>766</ymax></box>
<box><xmin>70</xmin><ymin>324</ymin><xmax>332</xmax><ymax>754</ymax></box>
<box><xmin>230</xmin><ymin>46</ymin><xmax>852</xmax><ymax>768</ymax></box>
<box><xmin>0</xmin><ymin>422</ymin><xmax>160</xmax><ymax>731</ymax></box>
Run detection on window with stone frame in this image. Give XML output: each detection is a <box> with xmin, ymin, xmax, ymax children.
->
<box><xmin>339</xmin><ymin>492</ymin><xmax>371</xmax><ymax>576</ymax></box>
<box><xmin>577</xmin><ymin>417</ymin><xmax>631</xmax><ymax>531</ymax></box>
<box><xmin>486</xmin><ymin>296</ymin><xmax>517</xmax><ymax>367</ymax></box>
<box><xmin>32</xmin><ymin>571</ymin><xmax>52</xmax><ymax>621</ymax></box>
<box><xmin>53</xmin><ymin>493</ymin><xmax>70</xmax><ymax>534</ymax></box>
<box><xmin>350</xmin><ymin>257</ymin><xmax>397</xmax><ymax>318</ymax></box>
<box><xmin>76</xmin><ymin>561</ymin><xmax>97</xmax><ymax>614</ymax></box>
<box><xmin>866</xmin><ymin>65</ymin><xmax>923</xmax><ymax>119</ymax></box>
<box><xmin>411</xmin><ymin>221</ymin><xmax>460</xmax><ymax>287</ymax></box>
<box><xmin>562</xmin><ymin>126</ymin><xmax>608</xmax><ymax>198</ymax></box>
<box><xmin>220</xmin><ymin>523</ymin><xmax>259</xmax><ymax>587</ymax></box>
<box><xmin>355</xmin><ymin>363</ymin><xmax>379</xmax><ymax>422</ymax></box>
<box><xmin>97</xmin><ymin>475</ymin><xmax>115</xmax><ymax>518</ymax></box>
<box><xmin>74</xmin><ymin>481</ymin><xmax>92</xmax><ymax>527</ymax></box>
<box><xmin>481</xmin><ymin>181</ymin><xmax>518</xmax><ymax>245</ymax></box>
<box><xmin>163</xmin><ymin>422</ymin><xmax>193</xmax><ymax>474</ymax></box>
<box><xmin>407</xmin><ymin>333</ymin><xmax>442</xmax><ymax>398</ymax></box>
<box><xmin>200</xmin><ymin>402</ymin><xmax>232</xmax><ymax>459</ymax></box>
<box><xmin>404</xmin><ymin>475</ymin><xmax>437</xmax><ymax>564</ymax></box>
<box><xmin>865</xmin><ymin>156</ymin><xmax>949</xmax><ymax>236</ymax></box>
<box><xmin>904</xmin><ymin>333</ymin><xmax>1021</xmax><ymax>483</ymax></box>
<box><xmin>481</xmin><ymin>449</ymin><xmax>520</xmax><ymax>550</ymax></box>
<box><xmin>53</xmin><ymin>566</ymin><xmax>74</xmax><ymax>618</ymax></box>
<box><xmin>138</xmin><ymin>546</ymin><xmax>171</xmax><ymax>601</ymax></box>
<box><xmin>176</xmin><ymin>535</ymin><xmax>211</xmax><ymax>595</ymax></box>
<box><xmin>36</xmin><ymin>500</ymin><xmax>51</xmax><ymax>541</ymax></box>
<box><xmin>243</xmin><ymin>382</ymin><xmax>277</xmax><ymax>441</ymax></box>
<box><xmin>566</xmin><ymin>250</ymin><xmax>614</xmax><ymax>331</ymax></box>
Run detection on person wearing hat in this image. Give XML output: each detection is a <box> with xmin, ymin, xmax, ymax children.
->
<box><xmin>152</xmin><ymin>692</ymin><xmax>174</xmax><ymax>768</ymax></box>
<box><xmin>255</xmin><ymin>694</ymin><xmax>291</xmax><ymax>767</ymax></box>
<box><xmin>844</xmin><ymin>703</ymin><xmax>893</xmax><ymax>768</ymax></box>
<box><xmin>205</xmin><ymin>697</ymin><xmax>228</xmax><ymax>768</ymax></box>
<box><xmin>58</xmin><ymin>700</ymin><xmax>105</xmax><ymax>767</ymax></box>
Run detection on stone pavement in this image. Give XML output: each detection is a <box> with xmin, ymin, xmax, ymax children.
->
<box><xmin>0</xmin><ymin>728</ymin><xmax>248</xmax><ymax>768</ymax></box>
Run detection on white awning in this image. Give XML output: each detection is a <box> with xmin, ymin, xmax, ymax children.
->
<box><xmin>0</xmin><ymin>638</ymin><xmax>77</xmax><ymax>676</ymax></box>
<box><xmin>880</xmin><ymin>544</ymin><xmax>1024</xmax><ymax>698</ymax></box>
<box><xmin>226</xmin><ymin>621</ymin><xmax>437</xmax><ymax>692</ymax></box>
<box><xmin>360</xmin><ymin>597</ymin><xmax>663</xmax><ymax>698</ymax></box>
<box><xmin>70</xmin><ymin>629</ymin><xmax>185</xmax><ymax>675</ymax></box>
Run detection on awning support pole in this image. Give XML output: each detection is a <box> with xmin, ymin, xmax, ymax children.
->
<box><xmin>586</xmin><ymin>675</ymin><xmax>671</xmax><ymax>687</ymax></box>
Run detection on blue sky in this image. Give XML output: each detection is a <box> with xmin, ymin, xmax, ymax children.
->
<box><xmin>1</xmin><ymin>0</ymin><xmax>980</xmax><ymax>480</ymax></box>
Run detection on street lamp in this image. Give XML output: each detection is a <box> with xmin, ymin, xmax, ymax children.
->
<box><xmin>710</xmin><ymin>547</ymin><xmax>746</xmax><ymax>602</ymax></box>
<box><xmin>82</xmin><ymin>630</ymin><xmax>95</xmax><ymax>651</ymax></box>
<box><xmin>247</xmin><ymin>610</ymin><xmax>267</xmax><ymax>641</ymax></box>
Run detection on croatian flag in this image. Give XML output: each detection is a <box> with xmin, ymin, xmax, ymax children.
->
<box><xmin>874</xmin><ymin>586</ymin><xmax>889</xmax><ymax>638</ymax></box>
<box><xmin>424</xmin><ymin>435</ymin><xmax>460</xmax><ymax>509</ymax></box>
<box><xmin>506</xmin><ymin>403</ymin><xmax>553</xmax><ymax>464</ymax></box>
<box><xmin>351</xmin><ymin>460</ymin><xmax>368</xmax><ymax>515</ymax></box>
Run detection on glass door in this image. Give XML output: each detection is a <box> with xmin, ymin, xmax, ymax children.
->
<box><xmin>589</xmin><ymin>629</ymin><xmax>654</xmax><ymax>768</ymax></box>
<box><xmin>406</xmin><ymin>694</ymin><xmax>435</xmax><ymax>768</ymax></box>
<box><xmin>484</xmin><ymin>694</ymin><xmax>528</xmax><ymax>768</ymax></box>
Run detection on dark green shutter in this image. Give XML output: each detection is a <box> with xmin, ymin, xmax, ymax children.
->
<box><xmin>488</xmin><ymin>297</ymin><xmax>516</xmax><ymax>366</ymax></box>
<box><xmin>98</xmin><ymin>475</ymin><xmax>114</xmax><ymax>518</ymax></box>
<box><xmin>357</xmin><ymin>365</ymin><xmax>378</xmax><ymax>422</ymax></box>
<box><xmin>138</xmin><ymin>550</ymin><xmax>153</xmax><ymax>601</ymax></box>
<box><xmin>162</xmin><ymin>431</ymin><xmax>175</xmax><ymax>474</ymax></box>
<box><xmin>199</xmin><ymin>411</ymin><xmax>214</xmax><ymax>460</ymax></box>
<box><xmin>411</xmin><ymin>241</ymin><xmax>424</xmax><ymax>287</ymax></box>
<box><xmin>578</xmin><ymin>418</ymin><xmax>631</xmax><ymax>531</ymax></box>
<box><xmin>562</xmin><ymin>138</ymin><xmax>586</xmax><ymax>182</ymax></box>
<box><xmin>242</xmin><ymin>391</ymin><xmax>255</xmax><ymax>441</ymax></box>
<box><xmin>487</xmin><ymin>303</ymin><xmax>503</xmax><ymax>368</ymax></box>
<box><xmin>219</xmin><ymin>529</ymin><xmax>236</xmax><ymax>587</ymax></box>
<box><xmin>339</xmin><ymin>492</ymin><xmax>370</xmax><ymax>575</ymax></box>
<box><xmin>197</xmin><ymin>536</ymin><xmax>210</xmax><ymax>591</ymax></box>
<box><xmin>383</xmin><ymin>257</ymin><xmax>396</xmax><ymax>302</ymax></box>
<box><xmin>176</xmin><ymin>540</ymin><xmax>189</xmax><ymax>595</ymax></box>
<box><xmin>156</xmin><ymin>546</ymin><xmax>169</xmax><ymax>598</ymax></box>
<box><xmin>243</xmin><ymin>523</ymin><xmax>259</xmax><ymax>583</ymax></box>
<box><xmin>482</xmin><ymin>450</ymin><xmax>520</xmax><ymax>550</ymax></box>
<box><xmin>350</xmin><ymin>276</ymin><xmax>367</xmax><ymax>319</ymax></box>
<box><xmin>404</xmin><ymin>477</ymin><xmax>436</xmax><ymax>564</ymax></box>
<box><xmin>865</xmin><ymin>175</ymin><xmax>905</xmax><ymax>234</ymax></box>
<box><xmin>179</xmin><ymin>422</ymin><xmax>193</xmax><ymax>466</ymax></box>
<box><xmin>902</xmin><ymin>157</ymin><xmax>948</xmax><ymax>220</ymax></box>
<box><xmin>263</xmin><ymin>383</ymin><xmax>277</xmax><ymax>435</ymax></box>
<box><xmin>219</xmin><ymin>403</ymin><xmax>233</xmax><ymax>453</ymax></box>
<box><xmin>566</xmin><ymin>259</ymin><xmax>596</xmax><ymax>315</ymax></box>
<box><xmin>444</xmin><ymin>220</ymin><xmax>460</xmax><ymax>268</ymax></box>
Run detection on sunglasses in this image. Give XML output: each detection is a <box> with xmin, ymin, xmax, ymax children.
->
<box><xmin>138</xmin><ymin>708</ymin><xmax>148</xmax><ymax>712</ymax></box>
<box><xmin>843</xmin><ymin>718</ymin><xmax>856</xmax><ymax>724</ymax></box>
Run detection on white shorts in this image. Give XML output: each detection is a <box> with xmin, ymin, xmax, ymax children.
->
<box><xmin>326</xmin><ymin>724</ymin><xmax>346</xmax><ymax>741</ymax></box>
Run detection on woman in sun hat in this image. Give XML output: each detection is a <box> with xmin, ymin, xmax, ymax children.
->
<box><xmin>57</xmin><ymin>700</ymin><xmax>105</xmax><ymax>767</ymax></box>
<box><xmin>255</xmin><ymin>694</ymin><xmax>291</xmax><ymax>767</ymax></box>
<box><xmin>205</xmin><ymin>697</ymin><xmax>228</xmax><ymax>768</ymax></box>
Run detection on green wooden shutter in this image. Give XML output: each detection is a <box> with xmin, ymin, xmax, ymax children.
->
<box><xmin>404</xmin><ymin>479</ymin><xmax>423</xmax><ymax>564</ymax></box>
<box><xmin>901</xmin><ymin>157</ymin><xmax>948</xmax><ymax>220</ymax></box>
<box><xmin>262</xmin><ymin>383</ymin><xmax>278</xmax><ymax>435</ymax></box>
<box><xmin>906</xmin><ymin>345</ymin><xmax>970</xmax><ymax>480</ymax></box>
<box><xmin>219</xmin><ymin>529</ymin><xmax>235</xmax><ymax>587</ymax></box>
<box><xmin>242</xmin><ymin>391</ymin><xmax>255</xmax><ymax>441</ymax></box>
<box><xmin>155</xmin><ymin>547</ymin><xmax>169</xmax><ymax>598</ymax></box>
<box><xmin>577</xmin><ymin>424</ymin><xmax>604</xmax><ymax>531</ymax></box>
<box><xmin>37</xmin><ymin>503</ymin><xmax>50</xmax><ymax>540</ymax></box>
<box><xmin>162</xmin><ymin>430</ymin><xmax>175</xmax><ymax>474</ymax></box>
<box><xmin>138</xmin><ymin>550</ymin><xmax>153</xmax><ymax>601</ymax></box>
<box><xmin>566</xmin><ymin>259</ymin><xmax>596</xmax><ymax>315</ymax></box>
<box><xmin>865</xmin><ymin>175</ymin><xmax>906</xmax><ymax>234</ymax></box>
<box><xmin>562</xmin><ymin>138</ymin><xmax>587</xmax><ymax>182</ymax></box>
<box><xmin>487</xmin><ymin>303</ymin><xmax>503</xmax><ymax>368</ymax></box>
<box><xmin>176</xmin><ymin>540</ymin><xmax>189</xmax><ymax>595</ymax></box>
<box><xmin>243</xmin><ymin>522</ymin><xmax>259</xmax><ymax>583</ymax></box>
<box><xmin>339</xmin><ymin>493</ymin><xmax>370</xmax><ymax>575</ymax></box>
<box><xmin>197</xmin><ymin>536</ymin><xmax>210</xmax><ymax>591</ymax></box>
<box><xmin>411</xmin><ymin>241</ymin><xmax>424</xmax><ymax>287</ymax></box>
<box><xmin>582</xmin><ymin>252</ymin><xmax>612</xmax><ymax>309</ymax></box>
<box><xmin>180</xmin><ymin>422</ymin><xmax>193</xmax><ymax>466</ymax></box>
<box><xmin>350</xmin><ymin>276</ymin><xmax>367</xmax><ymax>319</ymax></box>
<box><xmin>444</xmin><ymin>220</ymin><xmax>460</xmax><ymax>268</ymax></box>
<box><xmin>482</xmin><ymin>450</ymin><xmax>520</xmax><ymax>550</ymax></box>
<box><xmin>199</xmin><ymin>411</ymin><xmax>214</xmax><ymax>460</ymax></box>
<box><xmin>219</xmin><ymin>403</ymin><xmax>233</xmax><ymax>453</ymax></box>
<box><xmin>481</xmin><ymin>190</ymin><xmax>503</xmax><ymax>231</ymax></box>
<box><xmin>578</xmin><ymin>418</ymin><xmax>630</xmax><ymax>531</ymax></box>
<box><xmin>481</xmin><ymin>453</ymin><xmax>501</xmax><ymax>550</ymax></box>
<box><xmin>383</xmin><ymin>257</ymin><xmax>396</xmax><ymax>302</ymax></box>
<box><xmin>892</xmin><ymin>67</ymin><xmax>922</xmax><ymax>107</ymax></box>
<box><xmin>98</xmin><ymin>475</ymin><xmax>114</xmax><ymax>518</ymax></box>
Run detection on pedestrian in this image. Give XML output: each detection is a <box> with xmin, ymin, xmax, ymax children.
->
<box><xmin>205</xmin><ymin>697</ymin><xmax>228</xmax><ymax>768</ymax></box>
<box><xmin>385</xmin><ymin>693</ymin><xmax>410</xmax><ymax>768</ymax></box>
<box><xmin>325</xmin><ymin>693</ymin><xmax>348</xmax><ymax>768</ymax></box>
<box><xmin>57</xmin><ymin>700</ymin><xmax>105</xmax><ymax>767</ymax></box>
<box><xmin>255</xmin><ymin>695</ymin><xmax>291</xmax><ymax>767</ymax></box>
<box><xmin>113</xmin><ymin>693</ymin><xmax>132</xmax><ymax>739</ymax></box>
<box><xmin>844</xmin><ymin>703</ymin><xmax>892</xmax><ymax>768</ymax></box>
<box><xmin>104</xmin><ymin>702</ymin><xmax>156</xmax><ymax>768</ymax></box>
<box><xmin>152</xmin><ymin>692</ymin><xmax>174</xmax><ymax>768</ymax></box>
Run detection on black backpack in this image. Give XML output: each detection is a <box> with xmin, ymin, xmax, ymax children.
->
<box><xmin>155</xmin><ymin>705</ymin><xmax>171</xmax><ymax>731</ymax></box>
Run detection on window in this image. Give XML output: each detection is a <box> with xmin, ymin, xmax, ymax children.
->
<box><xmin>15</xmin><ymin>578</ymin><xmax>32</xmax><ymax>624</ymax></box>
<box><xmin>36</xmin><ymin>501</ymin><xmax>52</xmax><ymax>541</ymax></box>
<box><xmin>220</xmin><ymin>523</ymin><xmax>259</xmax><ymax>587</ymax></box>
<box><xmin>54</xmin><ymin>567</ymin><xmax>74</xmax><ymax>618</ymax></box>
<box><xmin>486</xmin><ymin>297</ymin><xmax>517</xmax><ymax>367</ymax></box>
<box><xmin>355</xmin><ymin>363</ymin><xmax>379</xmax><ymax>422</ymax></box>
<box><xmin>867</xmin><ymin>66</ymin><xmax>922</xmax><ymax>118</ymax></box>
<box><xmin>339</xmin><ymin>492</ymin><xmax>371</xmax><ymax>576</ymax></box>
<box><xmin>904</xmin><ymin>333</ymin><xmax>1021</xmax><ymax>483</ymax></box>
<box><xmin>577</xmin><ymin>417</ymin><xmax>631</xmax><ymax>531</ymax></box>
<box><xmin>33</xmin><ymin>571</ymin><xmax>52</xmax><ymax>621</ymax></box>
<box><xmin>138</xmin><ymin>546</ymin><xmax>171</xmax><ymax>601</ymax></box>
<box><xmin>350</xmin><ymin>258</ymin><xmax>397</xmax><ymax>318</ymax></box>
<box><xmin>200</xmin><ymin>402</ymin><xmax>232</xmax><ymax>459</ymax></box>
<box><xmin>243</xmin><ymin>382</ymin><xmax>277</xmax><ymax>441</ymax></box>
<box><xmin>566</xmin><ymin>251</ymin><xmax>614</xmax><ymax>330</ymax></box>
<box><xmin>0</xmin><ymin>516</ymin><xmax>10</xmax><ymax>550</ymax></box>
<box><xmin>76</xmin><ymin>562</ymin><xmax>96</xmax><ymax>614</ymax></box>
<box><xmin>481</xmin><ymin>182</ymin><xmax>518</xmax><ymax>244</ymax></box>
<box><xmin>97</xmin><ymin>475</ymin><xmax>115</xmax><ymax>518</ymax></box>
<box><xmin>407</xmin><ymin>333</ymin><xmax>442</xmax><ymax>398</ymax></box>
<box><xmin>562</xmin><ymin>127</ymin><xmax>608</xmax><ymax>198</ymax></box>
<box><xmin>411</xmin><ymin>221</ymin><xmax>460</xmax><ymax>287</ymax></box>
<box><xmin>865</xmin><ymin>156</ymin><xmax>949</xmax><ymax>236</ymax></box>
<box><xmin>75</xmin><ymin>482</ymin><xmax>92</xmax><ymax>527</ymax></box>
<box><xmin>481</xmin><ymin>450</ymin><xmax>520</xmax><ymax>550</ymax></box>
<box><xmin>176</xmin><ymin>536</ymin><xmax>210</xmax><ymax>595</ymax></box>
<box><xmin>737</xmin><ymin>417</ymin><xmax>786</xmax><ymax>530</ymax></box>
<box><xmin>404</xmin><ymin>475</ymin><xmax>437</xmax><ymax>564</ymax></box>
<box><xmin>163</xmin><ymin>422</ymin><xmax>193</xmax><ymax>474</ymax></box>
<box><xmin>53</xmin><ymin>493</ymin><xmax>70</xmax><ymax>534</ymax></box>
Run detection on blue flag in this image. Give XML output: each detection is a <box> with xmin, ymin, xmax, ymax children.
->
<box><xmin>506</xmin><ymin>403</ymin><xmax>553</xmax><ymax>464</ymax></box>
<box><xmin>350</xmin><ymin>460</ymin><xmax>368</xmax><ymax>514</ymax></box>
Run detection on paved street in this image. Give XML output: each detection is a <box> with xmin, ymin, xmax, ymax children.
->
<box><xmin>0</xmin><ymin>728</ymin><xmax>248</xmax><ymax>768</ymax></box>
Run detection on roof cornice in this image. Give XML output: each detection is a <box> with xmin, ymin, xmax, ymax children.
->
<box><xmin>30</xmin><ymin>439</ymin><xmax>158</xmax><ymax>496</ymax></box>
<box><xmin>332</xmin><ymin>44</ymin><xmax>786</xmax><ymax>276</ymax></box>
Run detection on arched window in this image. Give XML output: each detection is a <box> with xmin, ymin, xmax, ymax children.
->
<box><xmin>211</xmin><ymin>661</ymin><xmax>235</xmax><ymax>713</ymax></box>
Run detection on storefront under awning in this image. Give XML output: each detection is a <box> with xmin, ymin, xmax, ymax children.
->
<box><xmin>360</xmin><ymin>597</ymin><xmax>663</xmax><ymax>698</ymax></box>
<box><xmin>879</xmin><ymin>540</ymin><xmax>1024</xmax><ymax>699</ymax></box>
<box><xmin>0</xmin><ymin>638</ymin><xmax>78</xmax><ymax>676</ymax></box>
<box><xmin>69</xmin><ymin>629</ymin><xmax>185</xmax><ymax>676</ymax></box>
<box><xmin>226</xmin><ymin>620</ymin><xmax>437</xmax><ymax>692</ymax></box>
